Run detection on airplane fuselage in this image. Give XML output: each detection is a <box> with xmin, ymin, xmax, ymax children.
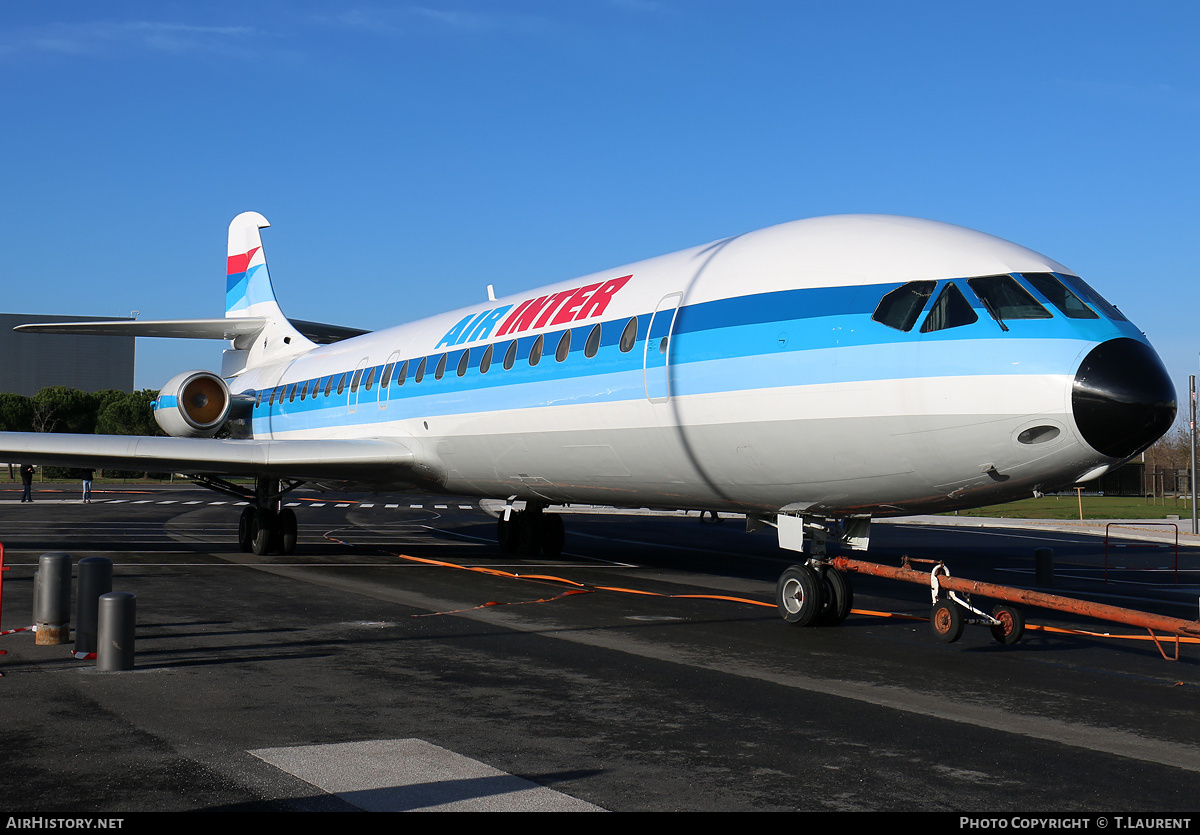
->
<box><xmin>228</xmin><ymin>214</ymin><xmax>1174</xmax><ymax>517</ymax></box>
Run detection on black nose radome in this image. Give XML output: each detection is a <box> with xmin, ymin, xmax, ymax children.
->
<box><xmin>1072</xmin><ymin>338</ymin><xmax>1176</xmax><ymax>460</ymax></box>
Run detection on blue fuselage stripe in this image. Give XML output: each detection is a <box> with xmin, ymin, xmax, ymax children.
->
<box><xmin>248</xmin><ymin>281</ymin><xmax>1141</xmax><ymax>434</ymax></box>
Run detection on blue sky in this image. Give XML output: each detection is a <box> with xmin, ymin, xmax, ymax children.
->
<box><xmin>2</xmin><ymin>1</ymin><xmax>1198</xmax><ymax>406</ymax></box>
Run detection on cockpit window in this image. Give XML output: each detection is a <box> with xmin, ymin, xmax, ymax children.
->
<box><xmin>966</xmin><ymin>275</ymin><xmax>1052</xmax><ymax>329</ymax></box>
<box><xmin>1021</xmin><ymin>273</ymin><xmax>1099</xmax><ymax>319</ymax></box>
<box><xmin>920</xmin><ymin>283</ymin><xmax>979</xmax><ymax>333</ymax></box>
<box><xmin>1053</xmin><ymin>273</ymin><xmax>1128</xmax><ymax>322</ymax></box>
<box><xmin>872</xmin><ymin>281</ymin><xmax>935</xmax><ymax>331</ymax></box>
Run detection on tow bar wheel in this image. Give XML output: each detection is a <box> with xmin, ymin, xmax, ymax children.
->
<box><xmin>930</xmin><ymin>600</ymin><xmax>964</xmax><ymax>643</ymax></box>
<box><xmin>776</xmin><ymin>564</ymin><xmax>821</xmax><ymax>626</ymax></box>
<box><xmin>989</xmin><ymin>604</ymin><xmax>1025</xmax><ymax>645</ymax></box>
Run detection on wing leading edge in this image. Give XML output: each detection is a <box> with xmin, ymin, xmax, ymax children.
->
<box><xmin>0</xmin><ymin>432</ymin><xmax>429</xmax><ymax>490</ymax></box>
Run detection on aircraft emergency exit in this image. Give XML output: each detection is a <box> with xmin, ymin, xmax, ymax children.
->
<box><xmin>2</xmin><ymin>211</ymin><xmax>1176</xmax><ymax>627</ymax></box>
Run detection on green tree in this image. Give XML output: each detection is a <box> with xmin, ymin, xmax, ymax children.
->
<box><xmin>0</xmin><ymin>392</ymin><xmax>34</xmax><ymax>432</ymax></box>
<box><xmin>96</xmin><ymin>390</ymin><xmax>161</xmax><ymax>437</ymax></box>
<box><xmin>0</xmin><ymin>392</ymin><xmax>35</xmax><ymax>478</ymax></box>
<box><xmin>32</xmin><ymin>386</ymin><xmax>97</xmax><ymax>434</ymax></box>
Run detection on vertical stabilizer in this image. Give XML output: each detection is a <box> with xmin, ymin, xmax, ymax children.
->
<box><xmin>223</xmin><ymin>212</ymin><xmax>313</xmax><ymax>374</ymax></box>
<box><xmin>227</xmin><ymin>211</ymin><xmax>280</xmax><ymax>319</ymax></box>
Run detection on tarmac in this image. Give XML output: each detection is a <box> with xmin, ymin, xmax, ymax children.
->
<box><xmin>0</xmin><ymin>487</ymin><xmax>1197</xmax><ymax>813</ymax></box>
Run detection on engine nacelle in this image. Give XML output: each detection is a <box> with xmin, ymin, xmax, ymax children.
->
<box><xmin>154</xmin><ymin>370</ymin><xmax>232</xmax><ymax>438</ymax></box>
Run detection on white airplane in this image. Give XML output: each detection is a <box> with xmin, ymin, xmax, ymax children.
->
<box><xmin>2</xmin><ymin>212</ymin><xmax>1176</xmax><ymax>626</ymax></box>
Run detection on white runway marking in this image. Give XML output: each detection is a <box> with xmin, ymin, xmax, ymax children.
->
<box><xmin>83</xmin><ymin>498</ymin><xmax>482</xmax><ymax>515</ymax></box>
<box><xmin>249</xmin><ymin>739</ymin><xmax>603</xmax><ymax>812</ymax></box>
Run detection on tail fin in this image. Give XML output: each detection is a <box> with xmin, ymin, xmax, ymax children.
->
<box><xmin>227</xmin><ymin>211</ymin><xmax>281</xmax><ymax>319</ymax></box>
<box><xmin>223</xmin><ymin>212</ymin><xmax>313</xmax><ymax>373</ymax></box>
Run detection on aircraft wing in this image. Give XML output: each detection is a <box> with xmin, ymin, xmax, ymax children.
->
<box><xmin>0</xmin><ymin>432</ymin><xmax>425</xmax><ymax>488</ymax></box>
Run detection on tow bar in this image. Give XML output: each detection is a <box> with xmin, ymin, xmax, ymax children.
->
<box><xmin>828</xmin><ymin>555</ymin><xmax>1200</xmax><ymax>661</ymax></box>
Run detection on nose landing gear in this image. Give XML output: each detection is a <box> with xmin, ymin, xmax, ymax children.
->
<box><xmin>775</xmin><ymin>563</ymin><xmax>854</xmax><ymax>627</ymax></box>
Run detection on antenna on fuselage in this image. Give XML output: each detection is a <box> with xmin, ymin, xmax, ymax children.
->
<box><xmin>487</xmin><ymin>284</ymin><xmax>496</xmax><ymax>301</ymax></box>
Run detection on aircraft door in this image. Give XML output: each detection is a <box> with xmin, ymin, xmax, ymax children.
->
<box><xmin>644</xmin><ymin>292</ymin><xmax>682</xmax><ymax>402</ymax></box>
<box><xmin>348</xmin><ymin>357</ymin><xmax>369</xmax><ymax>414</ymax></box>
<box><xmin>379</xmin><ymin>351</ymin><xmax>401</xmax><ymax>411</ymax></box>
<box><xmin>256</xmin><ymin>362</ymin><xmax>291</xmax><ymax>438</ymax></box>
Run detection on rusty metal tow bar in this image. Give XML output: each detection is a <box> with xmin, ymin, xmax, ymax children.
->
<box><xmin>828</xmin><ymin>555</ymin><xmax>1200</xmax><ymax>661</ymax></box>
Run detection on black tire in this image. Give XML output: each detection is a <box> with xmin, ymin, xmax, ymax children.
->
<box><xmin>251</xmin><ymin>508</ymin><xmax>276</xmax><ymax>556</ymax></box>
<box><xmin>775</xmin><ymin>564</ymin><xmax>822</xmax><ymax>626</ymax></box>
<box><xmin>989</xmin><ymin>604</ymin><xmax>1025</xmax><ymax>645</ymax></box>
<box><xmin>518</xmin><ymin>512</ymin><xmax>543</xmax><ymax>555</ymax></box>
<box><xmin>238</xmin><ymin>506</ymin><xmax>255</xmax><ymax>553</ymax></box>
<box><xmin>930</xmin><ymin>600</ymin><xmax>964</xmax><ymax>643</ymax></box>
<box><xmin>497</xmin><ymin>514</ymin><xmax>520</xmax><ymax>553</ymax></box>
<box><xmin>816</xmin><ymin>567</ymin><xmax>853</xmax><ymax>626</ymax></box>
<box><xmin>278</xmin><ymin>507</ymin><xmax>298</xmax><ymax>556</ymax></box>
<box><xmin>542</xmin><ymin>513</ymin><xmax>565</xmax><ymax>558</ymax></box>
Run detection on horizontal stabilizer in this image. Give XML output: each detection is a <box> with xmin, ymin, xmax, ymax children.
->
<box><xmin>288</xmin><ymin>319</ymin><xmax>371</xmax><ymax>344</ymax></box>
<box><xmin>15</xmin><ymin>318</ymin><xmax>267</xmax><ymax>340</ymax></box>
<box><xmin>14</xmin><ymin>317</ymin><xmax>367</xmax><ymax>344</ymax></box>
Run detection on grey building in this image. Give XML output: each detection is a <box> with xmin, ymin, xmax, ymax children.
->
<box><xmin>0</xmin><ymin>313</ymin><xmax>134</xmax><ymax>395</ymax></box>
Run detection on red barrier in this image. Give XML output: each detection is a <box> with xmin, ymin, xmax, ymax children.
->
<box><xmin>0</xmin><ymin>542</ymin><xmax>6</xmax><ymax>657</ymax></box>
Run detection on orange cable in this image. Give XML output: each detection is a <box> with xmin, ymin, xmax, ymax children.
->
<box><xmin>323</xmin><ymin>530</ymin><xmax>1200</xmax><ymax>645</ymax></box>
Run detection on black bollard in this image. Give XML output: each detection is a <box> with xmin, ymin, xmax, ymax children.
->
<box><xmin>75</xmin><ymin>557</ymin><xmax>113</xmax><ymax>656</ymax></box>
<box><xmin>35</xmin><ymin>553</ymin><xmax>72</xmax><ymax>645</ymax></box>
<box><xmin>97</xmin><ymin>592</ymin><xmax>135</xmax><ymax>671</ymax></box>
<box><xmin>1035</xmin><ymin>547</ymin><xmax>1055</xmax><ymax>587</ymax></box>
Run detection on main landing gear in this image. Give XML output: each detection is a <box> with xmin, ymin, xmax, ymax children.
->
<box><xmin>496</xmin><ymin>501</ymin><xmax>565</xmax><ymax>558</ymax></box>
<box><xmin>194</xmin><ymin>475</ymin><xmax>302</xmax><ymax>556</ymax></box>
<box><xmin>237</xmin><ymin>504</ymin><xmax>298</xmax><ymax>556</ymax></box>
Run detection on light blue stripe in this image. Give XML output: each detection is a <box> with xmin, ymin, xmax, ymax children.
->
<box><xmin>248</xmin><ymin>281</ymin><xmax>1149</xmax><ymax>435</ymax></box>
<box><xmin>253</xmin><ymin>336</ymin><xmax>1097</xmax><ymax>433</ymax></box>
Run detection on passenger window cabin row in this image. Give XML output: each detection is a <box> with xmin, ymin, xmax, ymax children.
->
<box><xmin>255</xmin><ymin>316</ymin><xmax>641</xmax><ymax>409</ymax></box>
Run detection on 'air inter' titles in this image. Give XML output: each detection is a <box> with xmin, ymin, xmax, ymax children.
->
<box><xmin>436</xmin><ymin>275</ymin><xmax>632</xmax><ymax>349</ymax></box>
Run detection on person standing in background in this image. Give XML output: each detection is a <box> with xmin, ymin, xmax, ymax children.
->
<box><xmin>20</xmin><ymin>463</ymin><xmax>34</xmax><ymax>502</ymax></box>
